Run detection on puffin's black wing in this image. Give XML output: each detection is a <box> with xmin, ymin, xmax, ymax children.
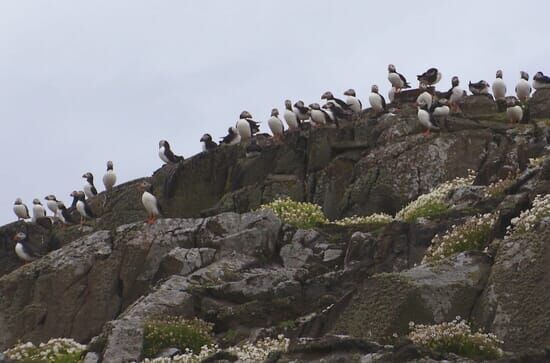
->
<box><xmin>398</xmin><ymin>72</ymin><xmax>410</xmax><ymax>87</ymax></box>
<box><xmin>24</xmin><ymin>204</ymin><xmax>30</xmax><ymax>219</ymax></box>
<box><xmin>21</xmin><ymin>241</ymin><xmax>42</xmax><ymax>259</ymax></box>
<box><xmin>358</xmin><ymin>98</ymin><xmax>363</xmax><ymax>109</ymax></box>
<box><xmin>296</xmin><ymin>105</ymin><xmax>309</xmax><ymax>114</ymax></box>
<box><xmin>540</xmin><ymin>74</ymin><xmax>550</xmax><ymax>83</ymax></box>
<box><xmin>84</xmin><ymin>202</ymin><xmax>96</xmax><ymax>218</ymax></box>
<box><xmin>91</xmin><ymin>185</ymin><xmax>98</xmax><ymax>195</ymax></box>
<box><xmin>247</xmin><ymin>119</ymin><xmax>260</xmax><ymax>134</ymax></box>
<box><xmin>333</xmin><ymin>97</ymin><xmax>350</xmax><ymax>109</ymax></box>
<box><xmin>380</xmin><ymin>94</ymin><xmax>387</xmax><ymax>110</ymax></box>
<box><xmin>206</xmin><ymin>140</ymin><xmax>218</xmax><ymax>150</ymax></box>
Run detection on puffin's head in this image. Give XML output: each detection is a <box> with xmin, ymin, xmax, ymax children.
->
<box><xmin>239</xmin><ymin>110</ymin><xmax>252</xmax><ymax>119</ymax></box>
<box><xmin>371</xmin><ymin>85</ymin><xmax>379</xmax><ymax>93</ymax></box>
<box><xmin>82</xmin><ymin>172</ymin><xmax>93</xmax><ymax>180</ymax></box>
<box><xmin>200</xmin><ymin>133</ymin><xmax>212</xmax><ymax>142</ymax></box>
<box><xmin>32</xmin><ymin>198</ymin><xmax>41</xmax><ymax>205</ymax></box>
<box><xmin>481</xmin><ymin>80</ymin><xmax>490</xmax><ymax>88</ymax></box>
<box><xmin>14</xmin><ymin>198</ymin><xmax>23</xmax><ymax>205</ymax></box>
<box><xmin>159</xmin><ymin>140</ymin><xmax>169</xmax><ymax>149</ymax></box>
<box><xmin>57</xmin><ymin>201</ymin><xmax>66</xmax><ymax>209</ymax></box>
<box><xmin>438</xmin><ymin>98</ymin><xmax>449</xmax><ymax>105</ymax></box>
<box><xmin>106</xmin><ymin>160</ymin><xmax>114</xmax><ymax>170</ymax></box>
<box><xmin>136</xmin><ymin>180</ymin><xmax>152</xmax><ymax>192</ymax></box>
<box><xmin>416</xmin><ymin>99</ymin><xmax>429</xmax><ymax>110</ymax></box>
<box><xmin>452</xmin><ymin>76</ymin><xmax>459</xmax><ymax>87</ymax></box>
<box><xmin>322</xmin><ymin>102</ymin><xmax>335</xmax><ymax>110</ymax></box>
<box><xmin>496</xmin><ymin>70</ymin><xmax>503</xmax><ymax>78</ymax></box>
<box><xmin>45</xmin><ymin>195</ymin><xmax>57</xmax><ymax>201</ymax></box>
<box><xmin>534</xmin><ymin>72</ymin><xmax>544</xmax><ymax>80</ymax></box>
<box><xmin>344</xmin><ymin>88</ymin><xmax>356</xmax><ymax>97</ymax></box>
<box><xmin>78</xmin><ymin>191</ymin><xmax>87</xmax><ymax>200</ymax></box>
<box><xmin>506</xmin><ymin>97</ymin><xmax>519</xmax><ymax>107</ymax></box>
<box><xmin>388</xmin><ymin>64</ymin><xmax>396</xmax><ymax>72</ymax></box>
<box><xmin>13</xmin><ymin>232</ymin><xmax>27</xmax><ymax>242</ymax></box>
<box><xmin>271</xmin><ymin>108</ymin><xmax>279</xmax><ymax>117</ymax></box>
<box><xmin>294</xmin><ymin>100</ymin><xmax>305</xmax><ymax>108</ymax></box>
<box><xmin>284</xmin><ymin>99</ymin><xmax>292</xmax><ymax>109</ymax></box>
<box><xmin>308</xmin><ymin>103</ymin><xmax>321</xmax><ymax>110</ymax></box>
<box><xmin>520</xmin><ymin>71</ymin><xmax>529</xmax><ymax>80</ymax></box>
<box><xmin>321</xmin><ymin>91</ymin><xmax>333</xmax><ymax>100</ymax></box>
<box><xmin>70</xmin><ymin>190</ymin><xmax>78</xmax><ymax>198</ymax></box>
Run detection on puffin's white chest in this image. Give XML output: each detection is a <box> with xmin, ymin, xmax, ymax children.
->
<box><xmin>158</xmin><ymin>147</ymin><xmax>170</xmax><ymax>164</ymax></box>
<box><xmin>32</xmin><ymin>205</ymin><xmax>45</xmax><ymax>221</ymax></box>
<box><xmin>283</xmin><ymin>110</ymin><xmax>299</xmax><ymax>129</ymax></box>
<box><xmin>346</xmin><ymin>96</ymin><xmax>362</xmax><ymax>113</ymax></box>
<box><xmin>434</xmin><ymin>72</ymin><xmax>442</xmax><ymax>85</ymax></box>
<box><xmin>516</xmin><ymin>79</ymin><xmax>531</xmax><ymax>99</ymax></box>
<box><xmin>310</xmin><ymin>110</ymin><xmax>326</xmax><ymax>125</ymax></box>
<box><xmin>388</xmin><ymin>73</ymin><xmax>404</xmax><ymax>88</ymax></box>
<box><xmin>142</xmin><ymin>191</ymin><xmax>160</xmax><ymax>216</ymax></box>
<box><xmin>450</xmin><ymin>87</ymin><xmax>464</xmax><ymax>103</ymax></box>
<box><xmin>507</xmin><ymin>105</ymin><xmax>523</xmax><ymax>123</ymax></box>
<box><xmin>236</xmin><ymin>119</ymin><xmax>252</xmax><ymax>140</ymax></box>
<box><xmin>293</xmin><ymin>107</ymin><xmax>309</xmax><ymax>121</ymax></box>
<box><xmin>14</xmin><ymin>204</ymin><xmax>28</xmax><ymax>219</ymax></box>
<box><xmin>417</xmin><ymin>109</ymin><xmax>434</xmax><ymax>129</ymax></box>
<box><xmin>533</xmin><ymin>79</ymin><xmax>550</xmax><ymax>90</ymax></box>
<box><xmin>388</xmin><ymin>87</ymin><xmax>396</xmax><ymax>103</ymax></box>
<box><xmin>83</xmin><ymin>184</ymin><xmax>95</xmax><ymax>199</ymax></box>
<box><xmin>268</xmin><ymin>116</ymin><xmax>284</xmax><ymax>136</ymax></box>
<box><xmin>15</xmin><ymin>242</ymin><xmax>34</xmax><ymax>262</ymax></box>
<box><xmin>46</xmin><ymin>200</ymin><xmax>58</xmax><ymax>214</ymax></box>
<box><xmin>103</xmin><ymin>170</ymin><xmax>117</xmax><ymax>190</ymax></box>
<box><xmin>492</xmin><ymin>79</ymin><xmax>506</xmax><ymax>99</ymax></box>
<box><xmin>416</xmin><ymin>92</ymin><xmax>433</xmax><ymax>109</ymax></box>
<box><xmin>76</xmin><ymin>200</ymin><xmax>89</xmax><ymax>218</ymax></box>
<box><xmin>433</xmin><ymin>105</ymin><xmax>450</xmax><ymax>117</ymax></box>
<box><xmin>56</xmin><ymin>210</ymin><xmax>66</xmax><ymax>224</ymax></box>
<box><xmin>368</xmin><ymin>93</ymin><xmax>384</xmax><ymax>112</ymax></box>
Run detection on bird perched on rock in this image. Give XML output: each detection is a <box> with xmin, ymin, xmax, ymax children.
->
<box><xmin>75</xmin><ymin>191</ymin><xmax>95</xmax><ymax>224</ymax></box>
<box><xmin>417</xmin><ymin>67</ymin><xmax>441</xmax><ymax>86</ymax></box>
<box><xmin>321</xmin><ymin>91</ymin><xmax>350</xmax><ymax>111</ymax></box>
<box><xmin>387</xmin><ymin>64</ymin><xmax>410</xmax><ymax>93</ymax></box>
<box><xmin>506</xmin><ymin>98</ymin><xmax>523</xmax><ymax>123</ymax></box>
<box><xmin>13</xmin><ymin>198</ymin><xmax>30</xmax><ymax>221</ymax></box>
<box><xmin>236</xmin><ymin>111</ymin><xmax>260</xmax><ymax>141</ymax></box>
<box><xmin>70</xmin><ymin>190</ymin><xmax>79</xmax><ymax>209</ymax></box>
<box><xmin>368</xmin><ymin>85</ymin><xmax>386</xmax><ymax>115</ymax></box>
<box><xmin>13</xmin><ymin>232</ymin><xmax>40</xmax><ymax>263</ymax></box>
<box><xmin>469</xmin><ymin>80</ymin><xmax>490</xmax><ymax>95</ymax></box>
<box><xmin>200</xmin><ymin>134</ymin><xmax>218</xmax><ymax>151</ymax></box>
<box><xmin>416</xmin><ymin>84</ymin><xmax>433</xmax><ymax>110</ymax></box>
<box><xmin>309</xmin><ymin>103</ymin><xmax>331</xmax><ymax>127</ymax></box>
<box><xmin>533</xmin><ymin>71</ymin><xmax>550</xmax><ymax>90</ymax></box>
<box><xmin>293</xmin><ymin>100</ymin><xmax>310</xmax><ymax>123</ymax></box>
<box><xmin>137</xmin><ymin>180</ymin><xmax>161</xmax><ymax>224</ymax></box>
<box><xmin>268</xmin><ymin>108</ymin><xmax>285</xmax><ymax>141</ymax></box>
<box><xmin>44</xmin><ymin>195</ymin><xmax>59</xmax><ymax>215</ymax></box>
<box><xmin>343</xmin><ymin>89</ymin><xmax>362</xmax><ymax>113</ymax></box>
<box><xmin>32</xmin><ymin>198</ymin><xmax>46</xmax><ymax>222</ymax></box>
<box><xmin>515</xmin><ymin>71</ymin><xmax>532</xmax><ymax>101</ymax></box>
<box><xmin>56</xmin><ymin>201</ymin><xmax>73</xmax><ymax>225</ymax></box>
<box><xmin>158</xmin><ymin>140</ymin><xmax>184</xmax><ymax>164</ymax></box>
<box><xmin>321</xmin><ymin>102</ymin><xmax>339</xmax><ymax>126</ymax></box>
<box><xmin>82</xmin><ymin>172</ymin><xmax>98</xmax><ymax>199</ymax></box>
<box><xmin>220</xmin><ymin>126</ymin><xmax>241</xmax><ymax>145</ymax></box>
<box><xmin>447</xmin><ymin>76</ymin><xmax>465</xmax><ymax>113</ymax></box>
<box><xmin>492</xmin><ymin>70</ymin><xmax>507</xmax><ymax>100</ymax></box>
<box><xmin>103</xmin><ymin>161</ymin><xmax>117</xmax><ymax>191</ymax></box>
<box><xmin>431</xmin><ymin>98</ymin><xmax>450</xmax><ymax>128</ymax></box>
<box><xmin>417</xmin><ymin>100</ymin><xmax>439</xmax><ymax>136</ymax></box>
<box><xmin>283</xmin><ymin>100</ymin><xmax>300</xmax><ymax>131</ymax></box>
<box><xmin>245</xmin><ymin>138</ymin><xmax>262</xmax><ymax>158</ymax></box>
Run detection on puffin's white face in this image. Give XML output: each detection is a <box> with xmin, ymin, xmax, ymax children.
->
<box><xmin>159</xmin><ymin>140</ymin><xmax>167</xmax><ymax>148</ymax></box>
<box><xmin>14</xmin><ymin>198</ymin><xmax>22</xmax><ymax>204</ymax></box>
<box><xmin>496</xmin><ymin>70</ymin><xmax>503</xmax><ymax>78</ymax></box>
<box><xmin>271</xmin><ymin>108</ymin><xmax>279</xmax><ymax>117</ymax></box>
<box><xmin>13</xmin><ymin>232</ymin><xmax>26</xmax><ymax>241</ymax></box>
<box><xmin>388</xmin><ymin>64</ymin><xmax>396</xmax><ymax>72</ymax></box>
<box><xmin>371</xmin><ymin>85</ymin><xmax>379</xmax><ymax>93</ymax></box>
<box><xmin>344</xmin><ymin>89</ymin><xmax>356</xmax><ymax>96</ymax></box>
<box><xmin>285</xmin><ymin>100</ymin><xmax>292</xmax><ymax>108</ymax></box>
<box><xmin>321</xmin><ymin>91</ymin><xmax>333</xmax><ymax>100</ymax></box>
<box><xmin>520</xmin><ymin>71</ymin><xmax>529</xmax><ymax>80</ymax></box>
<box><xmin>107</xmin><ymin>160</ymin><xmax>114</xmax><ymax>169</ymax></box>
<box><xmin>32</xmin><ymin>198</ymin><xmax>41</xmax><ymax>205</ymax></box>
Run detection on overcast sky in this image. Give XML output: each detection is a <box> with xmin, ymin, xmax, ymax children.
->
<box><xmin>1</xmin><ymin>1</ymin><xmax>549</xmax><ymax>225</ymax></box>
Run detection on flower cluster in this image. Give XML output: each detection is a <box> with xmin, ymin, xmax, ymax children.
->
<box><xmin>333</xmin><ymin>213</ymin><xmax>394</xmax><ymax>227</ymax></box>
<box><xmin>423</xmin><ymin>213</ymin><xmax>496</xmax><ymax>263</ymax></box>
<box><xmin>260</xmin><ymin>198</ymin><xmax>327</xmax><ymax>229</ymax></box>
<box><xmin>143</xmin><ymin>317</ymin><xmax>214</xmax><ymax>358</ymax></box>
<box><xmin>396</xmin><ymin>172</ymin><xmax>476</xmax><ymax>222</ymax></box>
<box><xmin>3</xmin><ymin>338</ymin><xmax>86</xmax><ymax>362</ymax></box>
<box><xmin>141</xmin><ymin>344</ymin><xmax>220</xmax><ymax>363</ymax></box>
<box><xmin>506</xmin><ymin>194</ymin><xmax>550</xmax><ymax>237</ymax></box>
<box><xmin>528</xmin><ymin>155</ymin><xmax>548</xmax><ymax>168</ymax></box>
<box><xmin>408</xmin><ymin>317</ymin><xmax>503</xmax><ymax>359</ymax></box>
<box><xmin>227</xmin><ymin>335</ymin><xmax>290</xmax><ymax>362</ymax></box>
<box><xmin>483</xmin><ymin>174</ymin><xmax>517</xmax><ymax>199</ymax></box>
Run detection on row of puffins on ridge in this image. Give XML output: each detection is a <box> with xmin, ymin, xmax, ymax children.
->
<box><xmin>9</xmin><ymin>65</ymin><xmax>550</xmax><ymax>263</ymax></box>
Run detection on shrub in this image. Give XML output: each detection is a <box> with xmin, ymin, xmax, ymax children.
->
<box><xmin>142</xmin><ymin>317</ymin><xmax>214</xmax><ymax>358</ymax></box>
<box><xmin>396</xmin><ymin>173</ymin><xmax>475</xmax><ymax>222</ymax></box>
<box><xmin>141</xmin><ymin>345</ymin><xmax>219</xmax><ymax>363</ymax></box>
<box><xmin>3</xmin><ymin>338</ymin><xmax>86</xmax><ymax>363</ymax></box>
<box><xmin>333</xmin><ymin>213</ymin><xmax>393</xmax><ymax>227</ymax></box>
<box><xmin>227</xmin><ymin>335</ymin><xmax>290</xmax><ymax>362</ymax></box>
<box><xmin>260</xmin><ymin>198</ymin><xmax>327</xmax><ymax>229</ymax></box>
<box><xmin>423</xmin><ymin>213</ymin><xmax>496</xmax><ymax>263</ymax></box>
<box><xmin>484</xmin><ymin>174</ymin><xmax>517</xmax><ymax>199</ymax></box>
<box><xmin>408</xmin><ymin>318</ymin><xmax>503</xmax><ymax>360</ymax></box>
<box><xmin>506</xmin><ymin>194</ymin><xmax>550</xmax><ymax>237</ymax></box>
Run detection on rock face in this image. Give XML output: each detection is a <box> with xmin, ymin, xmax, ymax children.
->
<box><xmin>0</xmin><ymin>91</ymin><xmax>550</xmax><ymax>362</ymax></box>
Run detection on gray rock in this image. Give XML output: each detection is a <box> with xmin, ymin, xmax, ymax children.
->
<box><xmin>323</xmin><ymin>249</ymin><xmax>343</xmax><ymax>262</ymax></box>
<box><xmin>280</xmin><ymin>242</ymin><xmax>314</xmax><ymax>269</ymax></box>
<box><xmin>82</xmin><ymin>352</ymin><xmax>100</xmax><ymax>363</ymax></box>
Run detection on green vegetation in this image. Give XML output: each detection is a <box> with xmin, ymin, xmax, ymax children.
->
<box><xmin>260</xmin><ymin>197</ymin><xmax>328</xmax><ymax>229</ymax></box>
<box><xmin>332</xmin><ymin>213</ymin><xmax>393</xmax><ymax>228</ymax></box>
<box><xmin>3</xmin><ymin>339</ymin><xmax>86</xmax><ymax>363</ymax></box>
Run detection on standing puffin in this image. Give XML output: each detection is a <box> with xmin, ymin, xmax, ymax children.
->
<box><xmin>220</xmin><ymin>127</ymin><xmax>241</xmax><ymax>145</ymax></box>
<box><xmin>321</xmin><ymin>91</ymin><xmax>350</xmax><ymax>112</ymax></box>
<box><xmin>159</xmin><ymin>140</ymin><xmax>184</xmax><ymax>164</ymax></box>
<box><xmin>506</xmin><ymin>98</ymin><xmax>523</xmax><ymax>123</ymax></box>
<box><xmin>388</xmin><ymin>87</ymin><xmax>397</xmax><ymax>103</ymax></box>
<box><xmin>343</xmin><ymin>89</ymin><xmax>362</xmax><ymax>113</ymax></box>
<box><xmin>56</xmin><ymin>201</ymin><xmax>73</xmax><ymax>225</ymax></box>
<box><xmin>236</xmin><ymin>111</ymin><xmax>260</xmax><ymax>141</ymax></box>
<box><xmin>267</xmin><ymin>108</ymin><xmax>285</xmax><ymax>141</ymax></box>
<box><xmin>321</xmin><ymin>103</ymin><xmax>336</xmax><ymax>124</ymax></box>
<box><xmin>283</xmin><ymin>100</ymin><xmax>300</xmax><ymax>131</ymax></box>
<box><xmin>492</xmin><ymin>70</ymin><xmax>507</xmax><ymax>100</ymax></box>
<box><xmin>533</xmin><ymin>71</ymin><xmax>550</xmax><ymax>90</ymax></box>
<box><xmin>447</xmin><ymin>76</ymin><xmax>465</xmax><ymax>113</ymax></box>
<box><xmin>75</xmin><ymin>191</ymin><xmax>96</xmax><ymax>224</ymax></box>
<box><xmin>368</xmin><ymin>85</ymin><xmax>387</xmax><ymax>115</ymax></box>
<box><xmin>44</xmin><ymin>195</ymin><xmax>59</xmax><ymax>215</ymax></box>
<box><xmin>293</xmin><ymin>100</ymin><xmax>310</xmax><ymax>122</ymax></box>
<box><xmin>13</xmin><ymin>198</ymin><xmax>30</xmax><ymax>221</ymax></box>
<box><xmin>431</xmin><ymin>98</ymin><xmax>450</xmax><ymax>127</ymax></box>
<box><xmin>200</xmin><ymin>134</ymin><xmax>218</xmax><ymax>151</ymax></box>
<box><xmin>417</xmin><ymin>67</ymin><xmax>442</xmax><ymax>87</ymax></box>
<box><xmin>245</xmin><ymin>138</ymin><xmax>262</xmax><ymax>158</ymax></box>
<box><xmin>417</xmin><ymin>101</ymin><xmax>440</xmax><ymax>136</ymax></box>
<box><xmin>469</xmin><ymin>80</ymin><xmax>490</xmax><ymax>95</ymax></box>
<box><xmin>387</xmin><ymin>64</ymin><xmax>411</xmax><ymax>93</ymax></box>
<box><xmin>13</xmin><ymin>232</ymin><xmax>40</xmax><ymax>263</ymax></box>
<box><xmin>309</xmin><ymin>103</ymin><xmax>331</xmax><ymax>127</ymax></box>
<box><xmin>416</xmin><ymin>84</ymin><xmax>433</xmax><ymax>110</ymax></box>
<box><xmin>82</xmin><ymin>172</ymin><xmax>98</xmax><ymax>199</ymax></box>
<box><xmin>515</xmin><ymin>71</ymin><xmax>532</xmax><ymax>101</ymax></box>
<box><xmin>32</xmin><ymin>198</ymin><xmax>46</xmax><ymax>222</ymax></box>
<box><xmin>137</xmin><ymin>180</ymin><xmax>161</xmax><ymax>224</ymax></box>
<box><xmin>103</xmin><ymin>161</ymin><xmax>117</xmax><ymax>191</ymax></box>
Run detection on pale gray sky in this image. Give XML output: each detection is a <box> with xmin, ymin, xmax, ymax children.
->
<box><xmin>1</xmin><ymin>1</ymin><xmax>549</xmax><ymax>225</ymax></box>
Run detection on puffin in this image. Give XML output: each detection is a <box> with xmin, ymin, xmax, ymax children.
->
<box><xmin>388</xmin><ymin>87</ymin><xmax>396</xmax><ymax>103</ymax></box>
<box><xmin>136</xmin><ymin>180</ymin><xmax>161</xmax><ymax>224</ymax></box>
<box><xmin>387</xmin><ymin>64</ymin><xmax>411</xmax><ymax>92</ymax></box>
<box><xmin>220</xmin><ymin>126</ymin><xmax>241</xmax><ymax>145</ymax></box>
<box><xmin>44</xmin><ymin>195</ymin><xmax>59</xmax><ymax>215</ymax></box>
<box><xmin>492</xmin><ymin>70</ymin><xmax>507</xmax><ymax>100</ymax></box>
<box><xmin>75</xmin><ymin>191</ymin><xmax>95</xmax><ymax>224</ymax></box>
<box><xmin>245</xmin><ymin>138</ymin><xmax>262</xmax><ymax>158</ymax></box>
<box><xmin>32</xmin><ymin>198</ymin><xmax>46</xmax><ymax>222</ymax></box>
<box><xmin>56</xmin><ymin>201</ymin><xmax>73</xmax><ymax>225</ymax></box>
<box><xmin>70</xmin><ymin>190</ymin><xmax>79</xmax><ymax>209</ymax></box>
<box><xmin>321</xmin><ymin>103</ymin><xmax>337</xmax><ymax>124</ymax></box>
<box><xmin>417</xmin><ymin>100</ymin><xmax>440</xmax><ymax>136</ymax></box>
<box><xmin>343</xmin><ymin>89</ymin><xmax>362</xmax><ymax>113</ymax></box>
<box><xmin>82</xmin><ymin>172</ymin><xmax>98</xmax><ymax>199</ymax></box>
<box><xmin>267</xmin><ymin>108</ymin><xmax>285</xmax><ymax>141</ymax></box>
<box><xmin>103</xmin><ymin>161</ymin><xmax>117</xmax><ymax>191</ymax></box>
<box><xmin>236</xmin><ymin>111</ymin><xmax>260</xmax><ymax>141</ymax></box>
<box><xmin>309</xmin><ymin>103</ymin><xmax>331</xmax><ymax>127</ymax></box>
<box><xmin>506</xmin><ymin>98</ymin><xmax>523</xmax><ymax>123</ymax></box>
<box><xmin>368</xmin><ymin>85</ymin><xmax>387</xmax><ymax>115</ymax></box>
<box><xmin>200</xmin><ymin>134</ymin><xmax>217</xmax><ymax>151</ymax></box>
<box><xmin>158</xmin><ymin>140</ymin><xmax>184</xmax><ymax>164</ymax></box>
<box><xmin>13</xmin><ymin>232</ymin><xmax>40</xmax><ymax>263</ymax></box>
<box><xmin>533</xmin><ymin>71</ymin><xmax>550</xmax><ymax>90</ymax></box>
<box><xmin>515</xmin><ymin>71</ymin><xmax>532</xmax><ymax>101</ymax></box>
<box><xmin>13</xmin><ymin>198</ymin><xmax>30</xmax><ymax>221</ymax></box>
<box><xmin>417</xmin><ymin>67</ymin><xmax>442</xmax><ymax>86</ymax></box>
<box><xmin>321</xmin><ymin>91</ymin><xmax>350</xmax><ymax>112</ymax></box>
<box><xmin>283</xmin><ymin>100</ymin><xmax>300</xmax><ymax>131</ymax></box>
<box><xmin>447</xmin><ymin>76</ymin><xmax>465</xmax><ymax>113</ymax></box>
<box><xmin>469</xmin><ymin>80</ymin><xmax>490</xmax><ymax>95</ymax></box>
<box><xmin>431</xmin><ymin>98</ymin><xmax>450</xmax><ymax>125</ymax></box>
<box><xmin>416</xmin><ymin>84</ymin><xmax>433</xmax><ymax>110</ymax></box>
<box><xmin>293</xmin><ymin>100</ymin><xmax>310</xmax><ymax>122</ymax></box>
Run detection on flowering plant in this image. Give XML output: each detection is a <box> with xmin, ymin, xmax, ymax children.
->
<box><xmin>3</xmin><ymin>338</ymin><xmax>86</xmax><ymax>363</ymax></box>
<box><xmin>260</xmin><ymin>198</ymin><xmax>327</xmax><ymax>228</ymax></box>
<box><xmin>506</xmin><ymin>194</ymin><xmax>550</xmax><ymax>237</ymax></box>
<box><xmin>333</xmin><ymin>213</ymin><xmax>393</xmax><ymax>227</ymax></box>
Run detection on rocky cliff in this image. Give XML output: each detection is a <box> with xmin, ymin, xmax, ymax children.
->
<box><xmin>1</xmin><ymin>90</ymin><xmax>550</xmax><ymax>362</ymax></box>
